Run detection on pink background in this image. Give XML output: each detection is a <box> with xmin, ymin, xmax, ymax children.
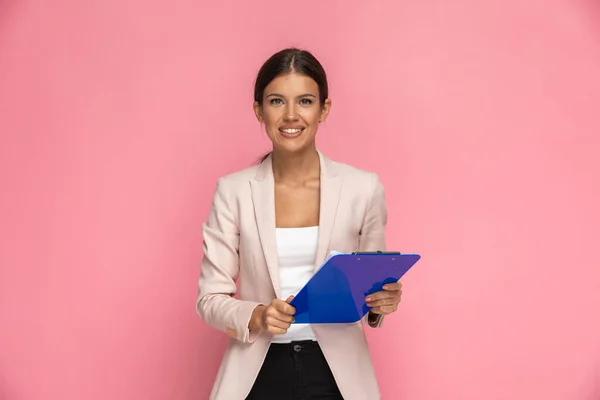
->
<box><xmin>1</xmin><ymin>1</ymin><xmax>599</xmax><ymax>399</ymax></box>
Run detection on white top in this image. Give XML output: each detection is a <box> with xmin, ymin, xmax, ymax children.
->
<box><xmin>271</xmin><ymin>226</ymin><xmax>319</xmax><ymax>343</ymax></box>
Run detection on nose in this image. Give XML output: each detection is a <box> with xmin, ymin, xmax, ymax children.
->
<box><xmin>284</xmin><ymin>103</ymin><xmax>299</xmax><ymax>120</ymax></box>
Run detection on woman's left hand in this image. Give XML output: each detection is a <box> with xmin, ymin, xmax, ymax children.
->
<box><xmin>365</xmin><ymin>282</ymin><xmax>402</xmax><ymax>315</ymax></box>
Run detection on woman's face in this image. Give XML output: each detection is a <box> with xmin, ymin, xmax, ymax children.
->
<box><xmin>254</xmin><ymin>72</ymin><xmax>331</xmax><ymax>155</ymax></box>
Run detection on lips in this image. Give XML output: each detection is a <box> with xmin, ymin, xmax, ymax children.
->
<box><xmin>278</xmin><ymin>127</ymin><xmax>305</xmax><ymax>138</ymax></box>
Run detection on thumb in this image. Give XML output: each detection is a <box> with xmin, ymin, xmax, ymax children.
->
<box><xmin>285</xmin><ymin>295</ymin><xmax>294</xmax><ymax>303</ymax></box>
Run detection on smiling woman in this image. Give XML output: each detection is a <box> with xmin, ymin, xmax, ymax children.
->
<box><xmin>196</xmin><ymin>48</ymin><xmax>402</xmax><ymax>400</ymax></box>
<box><xmin>253</xmin><ymin>49</ymin><xmax>331</xmax><ymax>164</ymax></box>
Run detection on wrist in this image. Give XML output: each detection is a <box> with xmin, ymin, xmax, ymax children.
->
<box><xmin>249</xmin><ymin>305</ymin><xmax>266</xmax><ymax>331</ymax></box>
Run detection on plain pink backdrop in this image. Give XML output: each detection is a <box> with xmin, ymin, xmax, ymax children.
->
<box><xmin>1</xmin><ymin>1</ymin><xmax>599</xmax><ymax>399</ymax></box>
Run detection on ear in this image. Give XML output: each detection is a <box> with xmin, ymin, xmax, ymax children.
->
<box><xmin>253</xmin><ymin>101</ymin><xmax>263</xmax><ymax>123</ymax></box>
<box><xmin>319</xmin><ymin>98</ymin><xmax>332</xmax><ymax>123</ymax></box>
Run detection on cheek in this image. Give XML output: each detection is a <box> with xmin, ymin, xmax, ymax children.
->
<box><xmin>262</xmin><ymin>109</ymin><xmax>281</xmax><ymax>128</ymax></box>
<box><xmin>260</xmin><ymin>116</ymin><xmax>278</xmax><ymax>138</ymax></box>
<box><xmin>299</xmin><ymin>108</ymin><xmax>322</xmax><ymax>125</ymax></box>
<box><xmin>262</xmin><ymin>112</ymin><xmax>273</xmax><ymax>124</ymax></box>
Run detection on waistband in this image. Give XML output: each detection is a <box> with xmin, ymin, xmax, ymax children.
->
<box><xmin>267</xmin><ymin>340</ymin><xmax>322</xmax><ymax>356</ymax></box>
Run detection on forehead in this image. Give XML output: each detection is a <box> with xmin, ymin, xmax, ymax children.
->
<box><xmin>264</xmin><ymin>73</ymin><xmax>319</xmax><ymax>96</ymax></box>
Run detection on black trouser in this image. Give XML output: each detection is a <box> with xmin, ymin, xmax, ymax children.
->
<box><xmin>246</xmin><ymin>340</ymin><xmax>344</xmax><ymax>400</ymax></box>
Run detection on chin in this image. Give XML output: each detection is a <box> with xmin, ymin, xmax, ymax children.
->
<box><xmin>276</xmin><ymin>141</ymin><xmax>316</xmax><ymax>155</ymax></box>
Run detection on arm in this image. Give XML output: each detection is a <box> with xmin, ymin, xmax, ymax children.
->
<box><xmin>195</xmin><ymin>179</ymin><xmax>263</xmax><ymax>343</ymax></box>
<box><xmin>358</xmin><ymin>173</ymin><xmax>388</xmax><ymax>328</ymax></box>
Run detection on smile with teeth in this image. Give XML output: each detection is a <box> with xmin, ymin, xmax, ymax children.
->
<box><xmin>279</xmin><ymin>127</ymin><xmax>305</xmax><ymax>137</ymax></box>
<box><xmin>280</xmin><ymin>128</ymin><xmax>303</xmax><ymax>133</ymax></box>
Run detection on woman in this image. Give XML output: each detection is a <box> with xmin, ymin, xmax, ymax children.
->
<box><xmin>196</xmin><ymin>48</ymin><xmax>402</xmax><ymax>400</ymax></box>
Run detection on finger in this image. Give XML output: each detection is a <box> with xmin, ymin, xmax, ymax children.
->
<box><xmin>366</xmin><ymin>291</ymin><xmax>402</xmax><ymax>305</ymax></box>
<box><xmin>285</xmin><ymin>295</ymin><xmax>294</xmax><ymax>303</ymax></box>
<box><xmin>266</xmin><ymin>307</ymin><xmax>295</xmax><ymax>323</ymax></box>
<box><xmin>266</xmin><ymin>325</ymin><xmax>288</xmax><ymax>335</ymax></box>
<box><xmin>367</xmin><ymin>298</ymin><xmax>400</xmax><ymax>308</ymax></box>
<box><xmin>274</xmin><ymin>300</ymin><xmax>296</xmax><ymax>315</ymax></box>
<box><xmin>370</xmin><ymin>304</ymin><xmax>397</xmax><ymax>315</ymax></box>
<box><xmin>276</xmin><ymin>312</ymin><xmax>295</xmax><ymax>324</ymax></box>
<box><xmin>266</xmin><ymin>315</ymin><xmax>292</xmax><ymax>330</ymax></box>
<box><xmin>383</xmin><ymin>282</ymin><xmax>402</xmax><ymax>291</ymax></box>
<box><xmin>369</xmin><ymin>306</ymin><xmax>383</xmax><ymax>315</ymax></box>
<box><xmin>366</xmin><ymin>290</ymin><xmax>400</xmax><ymax>302</ymax></box>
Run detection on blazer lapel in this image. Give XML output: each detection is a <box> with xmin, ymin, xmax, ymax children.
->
<box><xmin>314</xmin><ymin>152</ymin><xmax>342</xmax><ymax>270</ymax></box>
<box><xmin>250</xmin><ymin>155</ymin><xmax>281</xmax><ymax>298</ymax></box>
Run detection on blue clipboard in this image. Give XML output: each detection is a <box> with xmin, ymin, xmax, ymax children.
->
<box><xmin>289</xmin><ymin>252</ymin><xmax>421</xmax><ymax>324</ymax></box>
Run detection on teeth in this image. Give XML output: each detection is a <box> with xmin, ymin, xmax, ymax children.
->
<box><xmin>281</xmin><ymin>128</ymin><xmax>302</xmax><ymax>134</ymax></box>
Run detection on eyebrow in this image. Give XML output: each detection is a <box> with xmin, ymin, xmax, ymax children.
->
<box><xmin>265</xmin><ymin>93</ymin><xmax>317</xmax><ymax>98</ymax></box>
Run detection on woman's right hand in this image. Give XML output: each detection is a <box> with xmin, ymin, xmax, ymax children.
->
<box><xmin>250</xmin><ymin>296</ymin><xmax>296</xmax><ymax>334</ymax></box>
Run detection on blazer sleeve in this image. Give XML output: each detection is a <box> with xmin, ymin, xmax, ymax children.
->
<box><xmin>358</xmin><ymin>173</ymin><xmax>388</xmax><ymax>328</ymax></box>
<box><xmin>195</xmin><ymin>179</ymin><xmax>263</xmax><ymax>343</ymax></box>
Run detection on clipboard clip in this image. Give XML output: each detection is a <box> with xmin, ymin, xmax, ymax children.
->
<box><xmin>351</xmin><ymin>250</ymin><xmax>401</xmax><ymax>255</ymax></box>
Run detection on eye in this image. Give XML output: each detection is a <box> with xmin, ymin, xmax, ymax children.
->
<box><xmin>299</xmin><ymin>98</ymin><xmax>313</xmax><ymax>106</ymax></box>
<box><xmin>269</xmin><ymin>98</ymin><xmax>283</xmax><ymax>105</ymax></box>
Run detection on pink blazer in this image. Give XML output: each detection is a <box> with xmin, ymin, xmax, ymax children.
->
<box><xmin>196</xmin><ymin>151</ymin><xmax>388</xmax><ymax>400</ymax></box>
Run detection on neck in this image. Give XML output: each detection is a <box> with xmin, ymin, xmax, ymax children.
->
<box><xmin>271</xmin><ymin>146</ymin><xmax>320</xmax><ymax>183</ymax></box>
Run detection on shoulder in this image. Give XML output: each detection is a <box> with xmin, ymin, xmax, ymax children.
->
<box><xmin>217</xmin><ymin>164</ymin><xmax>259</xmax><ymax>186</ymax></box>
<box><xmin>329</xmin><ymin>158</ymin><xmax>384</xmax><ymax>192</ymax></box>
<box><xmin>212</xmin><ymin>163</ymin><xmax>260</xmax><ymax>199</ymax></box>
